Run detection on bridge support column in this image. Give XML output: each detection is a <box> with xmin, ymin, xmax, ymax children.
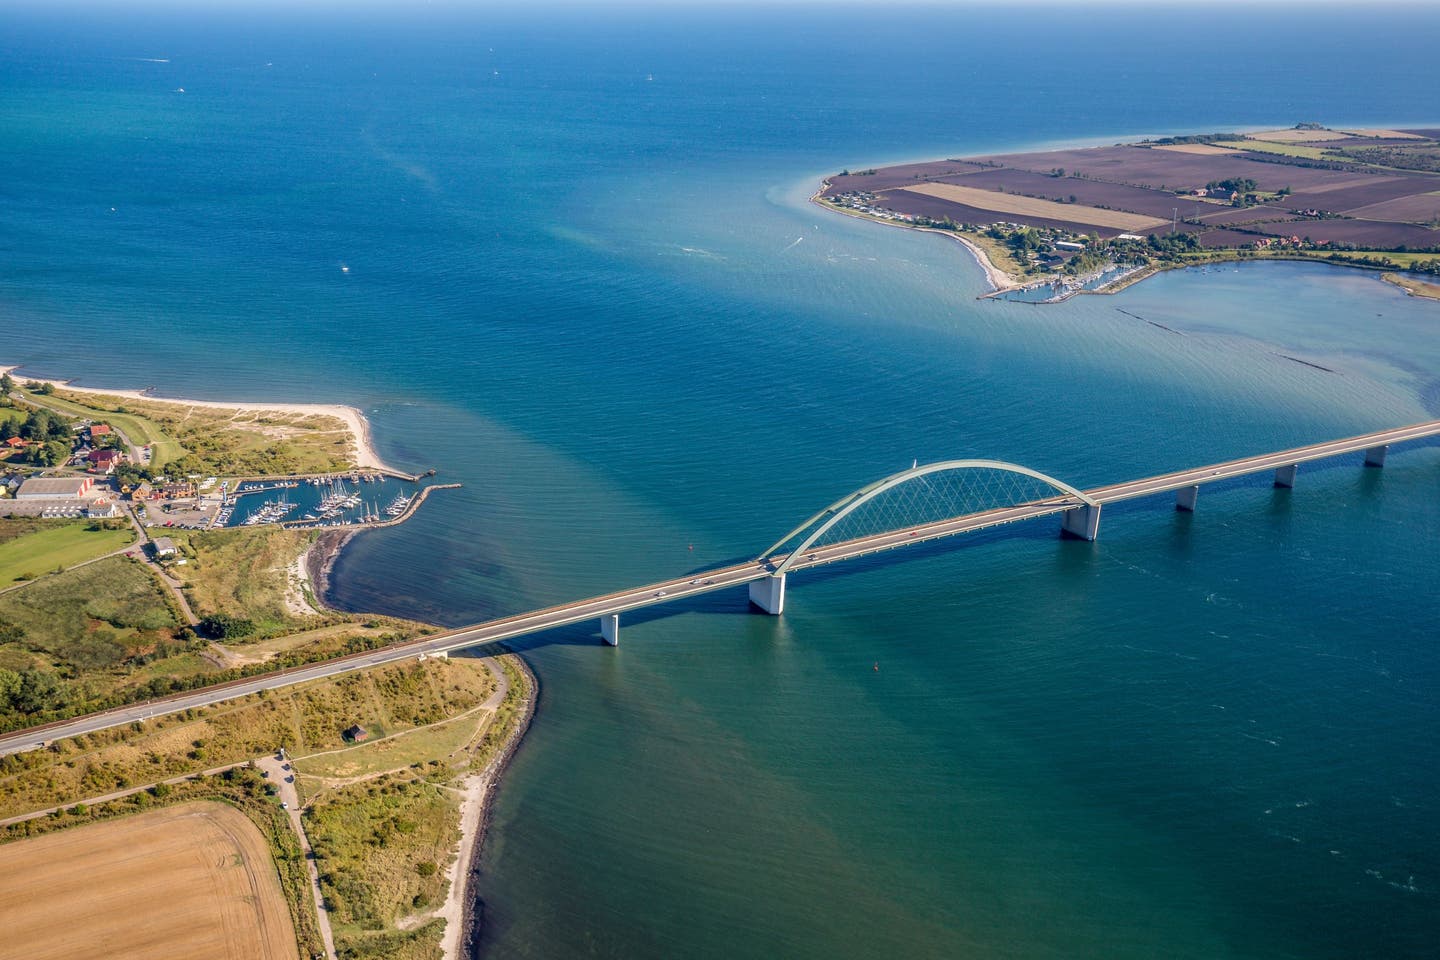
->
<box><xmin>600</xmin><ymin>614</ymin><xmax>620</xmax><ymax>646</ymax></box>
<box><xmin>1364</xmin><ymin>444</ymin><xmax>1388</xmax><ymax>468</ymax></box>
<box><xmin>1060</xmin><ymin>503</ymin><xmax>1102</xmax><ymax>541</ymax></box>
<box><xmin>748</xmin><ymin>574</ymin><xmax>786</xmax><ymax>615</ymax></box>
<box><xmin>1274</xmin><ymin>463</ymin><xmax>1297</xmax><ymax>488</ymax></box>
<box><xmin>1175</xmin><ymin>485</ymin><xmax>1199</xmax><ymax>512</ymax></box>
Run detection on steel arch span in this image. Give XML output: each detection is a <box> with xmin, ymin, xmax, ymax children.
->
<box><xmin>758</xmin><ymin>459</ymin><xmax>1095</xmax><ymax>575</ymax></box>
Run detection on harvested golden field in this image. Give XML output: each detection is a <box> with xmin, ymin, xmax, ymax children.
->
<box><xmin>1247</xmin><ymin>128</ymin><xmax>1347</xmax><ymax>143</ymax></box>
<box><xmin>897</xmin><ymin>183</ymin><xmax>1166</xmax><ymax>231</ymax></box>
<box><xmin>0</xmin><ymin>801</ymin><xmax>298</xmax><ymax>960</ymax></box>
<box><xmin>1151</xmin><ymin>143</ymin><xmax>1242</xmax><ymax>155</ymax></box>
<box><xmin>1341</xmin><ymin>128</ymin><xmax>1426</xmax><ymax>140</ymax></box>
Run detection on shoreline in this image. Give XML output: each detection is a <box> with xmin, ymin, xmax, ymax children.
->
<box><xmin>0</xmin><ymin>364</ymin><xmax>396</xmax><ymax>474</ymax></box>
<box><xmin>810</xmin><ymin>180</ymin><xmax>1020</xmax><ymax>294</ymax></box>
<box><xmin>457</xmin><ymin>653</ymin><xmax>538</xmax><ymax>960</ymax></box>
<box><xmin>809</xmin><ymin>190</ymin><xmax>1439</xmax><ymax>304</ymax></box>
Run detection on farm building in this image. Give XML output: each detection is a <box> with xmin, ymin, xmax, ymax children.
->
<box><xmin>343</xmin><ymin>725</ymin><xmax>370</xmax><ymax>743</ymax></box>
<box><xmin>150</xmin><ymin>537</ymin><xmax>178</xmax><ymax>558</ymax></box>
<box><xmin>16</xmin><ymin>476</ymin><xmax>93</xmax><ymax>499</ymax></box>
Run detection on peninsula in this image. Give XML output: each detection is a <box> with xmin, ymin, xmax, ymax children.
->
<box><xmin>818</xmin><ymin>124</ymin><xmax>1440</xmax><ymax>301</ymax></box>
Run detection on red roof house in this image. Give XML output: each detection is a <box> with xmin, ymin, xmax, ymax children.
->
<box><xmin>87</xmin><ymin>448</ymin><xmax>124</xmax><ymax>473</ymax></box>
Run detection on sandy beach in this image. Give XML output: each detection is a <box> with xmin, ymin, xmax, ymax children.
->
<box><xmin>0</xmin><ymin>364</ymin><xmax>395</xmax><ymax>473</ymax></box>
<box><xmin>450</xmin><ymin>655</ymin><xmax>537</xmax><ymax>960</ymax></box>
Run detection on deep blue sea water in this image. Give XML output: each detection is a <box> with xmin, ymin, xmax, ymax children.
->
<box><xmin>3</xmin><ymin>3</ymin><xmax>1439</xmax><ymax>957</ymax></box>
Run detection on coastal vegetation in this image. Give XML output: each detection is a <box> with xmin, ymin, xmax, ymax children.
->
<box><xmin>0</xmin><ymin>521</ymin><xmax>428</xmax><ymax>733</ymax></box>
<box><xmin>307</xmin><ymin>774</ymin><xmax>456</xmax><ymax>959</ymax></box>
<box><xmin>167</xmin><ymin>526</ymin><xmax>321</xmax><ymax>632</ymax></box>
<box><xmin>0</xmin><ymin>654</ymin><xmax>496</xmax><ymax>820</ymax></box>
<box><xmin>20</xmin><ymin>384</ymin><xmax>361</xmax><ymax>476</ymax></box>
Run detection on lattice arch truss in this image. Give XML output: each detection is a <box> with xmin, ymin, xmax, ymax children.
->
<box><xmin>759</xmin><ymin>460</ymin><xmax>1094</xmax><ymax>574</ymax></box>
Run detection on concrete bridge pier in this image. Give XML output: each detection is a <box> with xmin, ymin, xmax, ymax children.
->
<box><xmin>600</xmin><ymin>614</ymin><xmax>620</xmax><ymax>646</ymax></box>
<box><xmin>748</xmin><ymin>574</ymin><xmax>786</xmax><ymax>615</ymax></box>
<box><xmin>1274</xmin><ymin>463</ymin><xmax>1297</xmax><ymax>488</ymax></box>
<box><xmin>1364</xmin><ymin>444</ymin><xmax>1388</xmax><ymax>467</ymax></box>
<box><xmin>1175</xmin><ymin>485</ymin><xmax>1199</xmax><ymax>512</ymax></box>
<box><xmin>1060</xmin><ymin>503</ymin><xmax>1102</xmax><ymax>541</ymax></box>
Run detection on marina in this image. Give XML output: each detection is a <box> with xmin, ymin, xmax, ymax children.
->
<box><xmin>222</xmin><ymin>475</ymin><xmax>422</xmax><ymax>529</ymax></box>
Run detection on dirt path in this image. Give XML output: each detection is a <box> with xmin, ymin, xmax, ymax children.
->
<box><xmin>258</xmin><ymin>754</ymin><xmax>339</xmax><ymax>960</ymax></box>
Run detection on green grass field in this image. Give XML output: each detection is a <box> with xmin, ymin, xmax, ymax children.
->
<box><xmin>1217</xmin><ymin>139</ymin><xmax>1348</xmax><ymax>162</ymax></box>
<box><xmin>0</xmin><ymin>522</ymin><xmax>136</xmax><ymax>584</ymax></box>
<box><xmin>294</xmin><ymin>706</ymin><xmax>492</xmax><ymax>780</ymax></box>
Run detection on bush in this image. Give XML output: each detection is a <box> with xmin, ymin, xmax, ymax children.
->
<box><xmin>198</xmin><ymin>613</ymin><xmax>256</xmax><ymax>640</ymax></box>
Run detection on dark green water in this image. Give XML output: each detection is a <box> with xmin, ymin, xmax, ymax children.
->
<box><xmin>2</xmin><ymin>4</ymin><xmax>1437</xmax><ymax>956</ymax></box>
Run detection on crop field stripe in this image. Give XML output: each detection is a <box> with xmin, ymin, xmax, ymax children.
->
<box><xmin>0</xmin><ymin>801</ymin><xmax>300</xmax><ymax>960</ymax></box>
<box><xmin>1150</xmin><ymin>143</ymin><xmax>1242</xmax><ymax>155</ymax></box>
<box><xmin>896</xmin><ymin>183</ymin><xmax>1167</xmax><ymax>231</ymax></box>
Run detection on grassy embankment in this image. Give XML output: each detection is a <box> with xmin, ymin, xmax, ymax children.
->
<box><xmin>1382</xmin><ymin>272</ymin><xmax>1440</xmax><ymax>300</ymax></box>
<box><xmin>0</xmin><ymin>520</ymin><xmax>136</xmax><ymax>583</ymax></box>
<box><xmin>0</xmin><ymin>652</ymin><xmax>526</xmax><ymax>960</ymax></box>
<box><xmin>0</xmin><ymin>521</ymin><xmax>430</xmax><ymax>734</ymax></box>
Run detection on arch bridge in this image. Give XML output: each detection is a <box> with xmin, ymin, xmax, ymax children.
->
<box><xmin>3</xmin><ymin>420</ymin><xmax>1437</xmax><ymax>756</ymax></box>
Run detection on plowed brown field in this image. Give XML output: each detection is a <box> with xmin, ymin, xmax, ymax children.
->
<box><xmin>0</xmin><ymin>802</ymin><xmax>298</xmax><ymax>960</ymax></box>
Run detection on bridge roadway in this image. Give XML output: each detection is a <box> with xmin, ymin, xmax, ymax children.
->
<box><xmin>1</xmin><ymin>419</ymin><xmax>1436</xmax><ymax>755</ymax></box>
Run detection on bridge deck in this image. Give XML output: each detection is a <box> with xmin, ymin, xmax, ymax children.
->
<box><xmin>2</xmin><ymin>419</ymin><xmax>1436</xmax><ymax>755</ymax></box>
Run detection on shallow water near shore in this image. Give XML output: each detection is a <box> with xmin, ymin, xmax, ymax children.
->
<box><xmin>3</xmin><ymin>4</ymin><xmax>1440</xmax><ymax>958</ymax></box>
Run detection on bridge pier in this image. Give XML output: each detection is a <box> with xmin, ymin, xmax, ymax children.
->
<box><xmin>1274</xmin><ymin>463</ymin><xmax>1297</xmax><ymax>488</ymax></box>
<box><xmin>1175</xmin><ymin>485</ymin><xmax>1199</xmax><ymax>512</ymax></box>
<box><xmin>748</xmin><ymin>574</ymin><xmax>786</xmax><ymax>615</ymax></box>
<box><xmin>600</xmin><ymin>614</ymin><xmax>620</xmax><ymax>646</ymax></box>
<box><xmin>1060</xmin><ymin>503</ymin><xmax>1102</xmax><ymax>541</ymax></box>
<box><xmin>1364</xmin><ymin>444</ymin><xmax>1388</xmax><ymax>468</ymax></box>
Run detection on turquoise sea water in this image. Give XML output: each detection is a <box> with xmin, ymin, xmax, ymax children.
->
<box><xmin>3</xmin><ymin>4</ymin><xmax>1439</xmax><ymax>957</ymax></box>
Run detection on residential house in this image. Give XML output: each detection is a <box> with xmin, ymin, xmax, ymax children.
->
<box><xmin>87</xmin><ymin>448</ymin><xmax>124</xmax><ymax>474</ymax></box>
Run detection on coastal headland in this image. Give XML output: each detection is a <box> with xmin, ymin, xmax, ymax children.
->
<box><xmin>817</xmin><ymin>124</ymin><xmax>1440</xmax><ymax>301</ymax></box>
